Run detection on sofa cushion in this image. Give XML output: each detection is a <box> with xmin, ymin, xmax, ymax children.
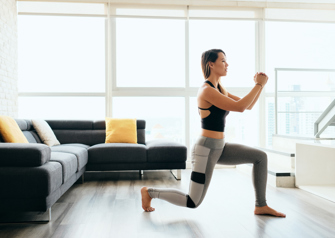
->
<box><xmin>15</xmin><ymin>119</ymin><xmax>42</xmax><ymax>143</ymax></box>
<box><xmin>15</xmin><ymin>119</ymin><xmax>33</xmax><ymax>131</ymax></box>
<box><xmin>88</xmin><ymin>143</ymin><xmax>146</xmax><ymax>164</ymax></box>
<box><xmin>0</xmin><ymin>116</ymin><xmax>28</xmax><ymax>143</ymax></box>
<box><xmin>46</xmin><ymin>120</ymin><xmax>93</xmax><ymax>130</ymax></box>
<box><xmin>32</xmin><ymin>119</ymin><xmax>60</xmax><ymax>146</ymax></box>
<box><xmin>60</xmin><ymin>143</ymin><xmax>90</xmax><ymax>149</ymax></box>
<box><xmin>105</xmin><ymin>118</ymin><xmax>137</xmax><ymax>144</ymax></box>
<box><xmin>93</xmin><ymin>120</ymin><xmax>146</xmax><ymax>145</ymax></box>
<box><xmin>50</xmin><ymin>152</ymin><xmax>78</xmax><ymax>184</ymax></box>
<box><xmin>22</xmin><ymin>131</ymin><xmax>42</xmax><ymax>143</ymax></box>
<box><xmin>47</xmin><ymin>120</ymin><xmax>94</xmax><ymax>145</ymax></box>
<box><xmin>146</xmin><ymin>140</ymin><xmax>187</xmax><ymax>163</ymax></box>
<box><xmin>51</xmin><ymin>145</ymin><xmax>88</xmax><ymax>172</ymax></box>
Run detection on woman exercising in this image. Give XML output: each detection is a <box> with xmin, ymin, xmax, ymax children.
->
<box><xmin>141</xmin><ymin>49</ymin><xmax>286</xmax><ymax>217</ymax></box>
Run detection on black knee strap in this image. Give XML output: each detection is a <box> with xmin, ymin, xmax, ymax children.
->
<box><xmin>187</xmin><ymin>195</ymin><xmax>196</xmax><ymax>208</ymax></box>
<box><xmin>191</xmin><ymin>171</ymin><xmax>206</xmax><ymax>184</ymax></box>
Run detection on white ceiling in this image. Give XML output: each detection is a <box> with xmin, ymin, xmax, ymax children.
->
<box><xmin>17</xmin><ymin>0</ymin><xmax>335</xmax><ymax>10</ymax></box>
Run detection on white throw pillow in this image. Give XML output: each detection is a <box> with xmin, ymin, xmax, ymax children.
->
<box><xmin>32</xmin><ymin>119</ymin><xmax>60</xmax><ymax>147</ymax></box>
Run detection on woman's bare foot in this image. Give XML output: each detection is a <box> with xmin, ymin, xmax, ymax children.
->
<box><xmin>141</xmin><ymin>187</ymin><xmax>155</xmax><ymax>212</ymax></box>
<box><xmin>254</xmin><ymin>205</ymin><xmax>286</xmax><ymax>217</ymax></box>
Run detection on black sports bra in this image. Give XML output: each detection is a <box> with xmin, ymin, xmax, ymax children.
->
<box><xmin>198</xmin><ymin>81</ymin><xmax>230</xmax><ymax>132</ymax></box>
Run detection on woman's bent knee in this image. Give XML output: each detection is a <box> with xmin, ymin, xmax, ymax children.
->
<box><xmin>186</xmin><ymin>195</ymin><xmax>202</xmax><ymax>209</ymax></box>
<box><xmin>256</xmin><ymin>150</ymin><xmax>267</xmax><ymax>164</ymax></box>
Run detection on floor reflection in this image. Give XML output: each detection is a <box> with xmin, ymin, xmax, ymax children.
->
<box><xmin>141</xmin><ymin>211</ymin><xmax>206</xmax><ymax>238</ymax></box>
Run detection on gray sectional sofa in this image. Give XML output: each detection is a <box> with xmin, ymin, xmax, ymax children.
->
<box><xmin>0</xmin><ymin>119</ymin><xmax>187</xmax><ymax>221</ymax></box>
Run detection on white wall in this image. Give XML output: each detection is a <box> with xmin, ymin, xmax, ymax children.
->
<box><xmin>0</xmin><ymin>0</ymin><xmax>18</xmax><ymax>117</ymax></box>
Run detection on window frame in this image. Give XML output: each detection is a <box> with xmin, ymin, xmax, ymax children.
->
<box><xmin>17</xmin><ymin>2</ymin><xmax>335</xmax><ymax>162</ymax></box>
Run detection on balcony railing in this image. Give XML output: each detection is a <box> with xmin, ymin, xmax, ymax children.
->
<box><xmin>274</xmin><ymin>68</ymin><xmax>335</xmax><ymax>136</ymax></box>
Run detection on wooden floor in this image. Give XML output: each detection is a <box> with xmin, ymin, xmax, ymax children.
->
<box><xmin>1</xmin><ymin>168</ymin><xmax>335</xmax><ymax>238</ymax></box>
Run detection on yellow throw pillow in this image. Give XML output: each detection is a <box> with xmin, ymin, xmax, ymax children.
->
<box><xmin>105</xmin><ymin>118</ymin><xmax>137</xmax><ymax>144</ymax></box>
<box><xmin>0</xmin><ymin>115</ymin><xmax>29</xmax><ymax>143</ymax></box>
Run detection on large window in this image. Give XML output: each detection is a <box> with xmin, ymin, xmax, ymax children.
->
<box><xmin>18</xmin><ymin>15</ymin><xmax>105</xmax><ymax>93</ymax></box>
<box><xmin>110</xmin><ymin>6</ymin><xmax>258</xmax><ymax>152</ymax></box>
<box><xmin>116</xmin><ymin>18</ymin><xmax>185</xmax><ymax>87</ymax></box>
<box><xmin>18</xmin><ymin>97</ymin><xmax>105</xmax><ymax>120</ymax></box>
<box><xmin>189</xmin><ymin>20</ymin><xmax>256</xmax><ymax>87</ymax></box>
<box><xmin>17</xmin><ymin>2</ymin><xmax>335</xmax><ymax>159</ymax></box>
<box><xmin>18</xmin><ymin>12</ymin><xmax>106</xmax><ymax>120</ymax></box>
<box><xmin>265</xmin><ymin>21</ymin><xmax>335</xmax><ymax>93</ymax></box>
<box><xmin>113</xmin><ymin>97</ymin><xmax>185</xmax><ymax>143</ymax></box>
<box><xmin>265</xmin><ymin>21</ymin><xmax>335</xmax><ymax>143</ymax></box>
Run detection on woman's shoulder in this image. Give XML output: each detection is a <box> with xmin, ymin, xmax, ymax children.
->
<box><xmin>200</xmin><ymin>81</ymin><xmax>214</xmax><ymax>89</ymax></box>
<box><xmin>199</xmin><ymin>82</ymin><xmax>216</xmax><ymax>94</ymax></box>
<box><xmin>197</xmin><ymin>83</ymin><xmax>208</xmax><ymax>95</ymax></box>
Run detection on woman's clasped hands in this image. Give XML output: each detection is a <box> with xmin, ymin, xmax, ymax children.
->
<box><xmin>254</xmin><ymin>72</ymin><xmax>268</xmax><ymax>87</ymax></box>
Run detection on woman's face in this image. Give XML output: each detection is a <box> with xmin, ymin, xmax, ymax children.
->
<box><xmin>209</xmin><ymin>52</ymin><xmax>228</xmax><ymax>77</ymax></box>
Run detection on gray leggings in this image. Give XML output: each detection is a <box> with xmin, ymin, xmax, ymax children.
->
<box><xmin>148</xmin><ymin>136</ymin><xmax>268</xmax><ymax>208</ymax></box>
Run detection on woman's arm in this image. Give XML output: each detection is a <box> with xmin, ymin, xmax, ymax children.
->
<box><xmin>228</xmin><ymin>88</ymin><xmax>262</xmax><ymax>110</ymax></box>
<box><xmin>227</xmin><ymin>92</ymin><xmax>240</xmax><ymax>101</ymax></box>
<box><xmin>201</xmin><ymin>73</ymin><xmax>267</xmax><ymax>112</ymax></box>
<box><xmin>246</xmin><ymin>88</ymin><xmax>262</xmax><ymax>110</ymax></box>
<box><xmin>201</xmin><ymin>84</ymin><xmax>263</xmax><ymax>112</ymax></box>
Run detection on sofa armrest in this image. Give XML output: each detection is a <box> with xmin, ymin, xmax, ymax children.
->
<box><xmin>0</xmin><ymin>143</ymin><xmax>51</xmax><ymax>167</ymax></box>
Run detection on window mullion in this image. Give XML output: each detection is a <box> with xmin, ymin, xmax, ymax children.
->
<box><xmin>185</xmin><ymin>5</ymin><xmax>190</xmax><ymax>159</ymax></box>
<box><xmin>257</xmin><ymin>10</ymin><xmax>266</xmax><ymax>147</ymax></box>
